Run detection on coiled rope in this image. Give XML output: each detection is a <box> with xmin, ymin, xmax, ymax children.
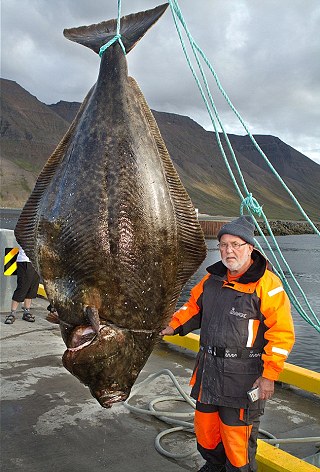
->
<box><xmin>124</xmin><ymin>370</ymin><xmax>320</xmax><ymax>459</ymax></box>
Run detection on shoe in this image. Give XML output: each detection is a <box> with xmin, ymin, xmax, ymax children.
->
<box><xmin>4</xmin><ymin>313</ymin><xmax>16</xmax><ymax>324</ymax></box>
<box><xmin>22</xmin><ymin>311</ymin><xmax>35</xmax><ymax>322</ymax></box>
<box><xmin>198</xmin><ymin>462</ymin><xmax>225</xmax><ymax>472</ymax></box>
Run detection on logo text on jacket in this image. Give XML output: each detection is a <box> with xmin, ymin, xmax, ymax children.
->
<box><xmin>229</xmin><ymin>307</ymin><xmax>248</xmax><ymax>319</ymax></box>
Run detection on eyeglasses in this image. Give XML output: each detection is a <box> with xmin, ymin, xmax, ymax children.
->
<box><xmin>217</xmin><ymin>242</ymin><xmax>247</xmax><ymax>250</ymax></box>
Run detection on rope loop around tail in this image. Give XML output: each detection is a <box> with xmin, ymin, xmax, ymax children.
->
<box><xmin>99</xmin><ymin>0</ymin><xmax>126</xmax><ymax>58</ymax></box>
<box><xmin>99</xmin><ymin>34</ymin><xmax>126</xmax><ymax>57</ymax></box>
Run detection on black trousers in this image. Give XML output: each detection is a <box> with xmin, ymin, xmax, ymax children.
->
<box><xmin>12</xmin><ymin>262</ymin><xmax>40</xmax><ymax>302</ymax></box>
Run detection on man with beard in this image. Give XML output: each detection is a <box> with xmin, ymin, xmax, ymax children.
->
<box><xmin>160</xmin><ymin>215</ymin><xmax>295</xmax><ymax>472</ymax></box>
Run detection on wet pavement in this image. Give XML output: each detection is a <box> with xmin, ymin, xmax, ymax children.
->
<box><xmin>1</xmin><ymin>299</ymin><xmax>319</xmax><ymax>471</ymax></box>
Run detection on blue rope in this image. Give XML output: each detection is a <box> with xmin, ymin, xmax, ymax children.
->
<box><xmin>170</xmin><ymin>0</ymin><xmax>319</xmax><ymax>237</ymax></box>
<box><xmin>99</xmin><ymin>0</ymin><xmax>126</xmax><ymax>57</ymax></box>
<box><xmin>241</xmin><ymin>195</ymin><xmax>263</xmax><ymax>217</ymax></box>
<box><xmin>168</xmin><ymin>0</ymin><xmax>320</xmax><ymax>332</ymax></box>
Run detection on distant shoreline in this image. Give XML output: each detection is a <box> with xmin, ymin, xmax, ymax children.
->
<box><xmin>1</xmin><ymin>208</ymin><xmax>319</xmax><ymax>236</ymax></box>
<box><xmin>257</xmin><ymin>220</ymin><xmax>320</xmax><ymax>236</ymax></box>
<box><xmin>198</xmin><ymin>214</ymin><xmax>320</xmax><ymax>237</ymax></box>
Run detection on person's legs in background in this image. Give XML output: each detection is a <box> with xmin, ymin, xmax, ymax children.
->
<box><xmin>22</xmin><ymin>297</ymin><xmax>35</xmax><ymax>322</ymax></box>
<box><xmin>5</xmin><ymin>262</ymin><xmax>38</xmax><ymax>324</ymax></box>
<box><xmin>5</xmin><ymin>299</ymin><xmax>20</xmax><ymax>324</ymax></box>
<box><xmin>21</xmin><ymin>263</ymin><xmax>39</xmax><ymax>322</ymax></box>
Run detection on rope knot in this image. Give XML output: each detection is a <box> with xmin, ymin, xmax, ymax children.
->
<box><xmin>99</xmin><ymin>33</ymin><xmax>126</xmax><ymax>58</ymax></box>
<box><xmin>241</xmin><ymin>194</ymin><xmax>263</xmax><ymax>216</ymax></box>
<box><xmin>99</xmin><ymin>0</ymin><xmax>126</xmax><ymax>58</ymax></box>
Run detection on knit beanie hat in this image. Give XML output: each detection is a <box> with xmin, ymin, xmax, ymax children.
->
<box><xmin>217</xmin><ymin>215</ymin><xmax>255</xmax><ymax>245</ymax></box>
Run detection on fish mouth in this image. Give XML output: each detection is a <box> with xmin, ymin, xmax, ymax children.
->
<box><xmin>92</xmin><ymin>388</ymin><xmax>130</xmax><ymax>408</ymax></box>
<box><xmin>66</xmin><ymin>325</ymin><xmax>98</xmax><ymax>351</ymax></box>
<box><xmin>62</xmin><ymin>322</ymin><xmax>156</xmax><ymax>408</ymax></box>
<box><xmin>66</xmin><ymin>323</ymin><xmax>156</xmax><ymax>351</ymax></box>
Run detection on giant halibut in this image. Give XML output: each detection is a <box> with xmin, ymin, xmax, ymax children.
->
<box><xmin>15</xmin><ymin>3</ymin><xmax>207</xmax><ymax>408</ymax></box>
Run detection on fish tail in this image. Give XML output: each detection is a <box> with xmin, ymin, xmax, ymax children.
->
<box><xmin>63</xmin><ymin>3</ymin><xmax>168</xmax><ymax>55</ymax></box>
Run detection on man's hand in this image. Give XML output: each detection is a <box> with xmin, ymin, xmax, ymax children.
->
<box><xmin>159</xmin><ymin>326</ymin><xmax>175</xmax><ymax>336</ymax></box>
<box><xmin>253</xmin><ymin>376</ymin><xmax>274</xmax><ymax>400</ymax></box>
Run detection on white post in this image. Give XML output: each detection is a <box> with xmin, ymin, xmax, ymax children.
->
<box><xmin>0</xmin><ymin>229</ymin><xmax>18</xmax><ymax>313</ymax></box>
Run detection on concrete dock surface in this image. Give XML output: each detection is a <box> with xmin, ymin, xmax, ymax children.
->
<box><xmin>1</xmin><ymin>299</ymin><xmax>319</xmax><ymax>472</ymax></box>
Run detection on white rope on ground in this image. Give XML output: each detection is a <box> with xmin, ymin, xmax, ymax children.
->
<box><xmin>124</xmin><ymin>369</ymin><xmax>197</xmax><ymax>458</ymax></box>
<box><xmin>124</xmin><ymin>370</ymin><xmax>320</xmax><ymax>460</ymax></box>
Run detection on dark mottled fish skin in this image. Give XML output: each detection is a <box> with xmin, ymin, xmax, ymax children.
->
<box><xmin>15</xmin><ymin>3</ymin><xmax>207</xmax><ymax>408</ymax></box>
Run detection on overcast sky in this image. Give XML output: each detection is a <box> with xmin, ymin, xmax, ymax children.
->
<box><xmin>1</xmin><ymin>0</ymin><xmax>320</xmax><ymax>164</ymax></box>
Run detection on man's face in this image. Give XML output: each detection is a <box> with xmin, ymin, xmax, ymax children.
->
<box><xmin>219</xmin><ymin>234</ymin><xmax>253</xmax><ymax>274</ymax></box>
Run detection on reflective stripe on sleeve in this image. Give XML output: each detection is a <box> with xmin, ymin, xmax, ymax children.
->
<box><xmin>268</xmin><ymin>286</ymin><xmax>284</xmax><ymax>297</ymax></box>
<box><xmin>272</xmin><ymin>346</ymin><xmax>289</xmax><ymax>356</ymax></box>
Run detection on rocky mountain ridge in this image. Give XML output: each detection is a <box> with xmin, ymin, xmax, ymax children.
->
<box><xmin>1</xmin><ymin>78</ymin><xmax>320</xmax><ymax>221</ymax></box>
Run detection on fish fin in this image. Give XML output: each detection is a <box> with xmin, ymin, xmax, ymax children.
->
<box><xmin>63</xmin><ymin>3</ymin><xmax>168</xmax><ymax>55</ymax></box>
<box><xmin>127</xmin><ymin>77</ymin><xmax>207</xmax><ymax>317</ymax></box>
<box><xmin>14</xmin><ymin>86</ymin><xmax>95</xmax><ymax>265</ymax></box>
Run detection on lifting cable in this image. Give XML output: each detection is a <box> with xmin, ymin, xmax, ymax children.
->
<box><xmin>103</xmin><ymin>0</ymin><xmax>320</xmax><ymax>334</ymax></box>
<box><xmin>167</xmin><ymin>0</ymin><xmax>319</xmax><ymax>333</ymax></box>
<box><xmin>109</xmin><ymin>0</ymin><xmax>319</xmax><ymax>331</ymax></box>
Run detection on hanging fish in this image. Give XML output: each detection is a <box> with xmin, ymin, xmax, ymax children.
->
<box><xmin>15</xmin><ymin>3</ymin><xmax>206</xmax><ymax>408</ymax></box>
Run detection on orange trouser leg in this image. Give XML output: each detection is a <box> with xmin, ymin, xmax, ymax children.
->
<box><xmin>194</xmin><ymin>403</ymin><xmax>226</xmax><ymax>467</ymax></box>
<box><xmin>219</xmin><ymin>406</ymin><xmax>261</xmax><ymax>472</ymax></box>
<box><xmin>195</xmin><ymin>403</ymin><xmax>262</xmax><ymax>472</ymax></box>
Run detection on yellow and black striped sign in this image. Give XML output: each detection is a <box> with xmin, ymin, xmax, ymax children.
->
<box><xmin>4</xmin><ymin>247</ymin><xmax>19</xmax><ymax>275</ymax></box>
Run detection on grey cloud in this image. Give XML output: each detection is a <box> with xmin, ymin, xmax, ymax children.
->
<box><xmin>1</xmin><ymin>0</ymin><xmax>320</xmax><ymax>163</ymax></box>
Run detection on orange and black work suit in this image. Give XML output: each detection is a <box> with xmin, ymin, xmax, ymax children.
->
<box><xmin>169</xmin><ymin>249</ymin><xmax>295</xmax><ymax>472</ymax></box>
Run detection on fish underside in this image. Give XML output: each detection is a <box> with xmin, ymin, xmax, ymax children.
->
<box><xmin>15</xmin><ymin>3</ymin><xmax>207</xmax><ymax>408</ymax></box>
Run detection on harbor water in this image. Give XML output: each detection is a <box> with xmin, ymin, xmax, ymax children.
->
<box><xmin>1</xmin><ymin>209</ymin><xmax>319</xmax><ymax>372</ymax></box>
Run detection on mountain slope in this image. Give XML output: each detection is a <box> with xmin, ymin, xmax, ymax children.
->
<box><xmin>1</xmin><ymin>78</ymin><xmax>319</xmax><ymax>220</ymax></box>
<box><xmin>152</xmin><ymin>111</ymin><xmax>320</xmax><ymax>219</ymax></box>
<box><xmin>0</xmin><ymin>79</ymin><xmax>70</xmax><ymax>206</ymax></box>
